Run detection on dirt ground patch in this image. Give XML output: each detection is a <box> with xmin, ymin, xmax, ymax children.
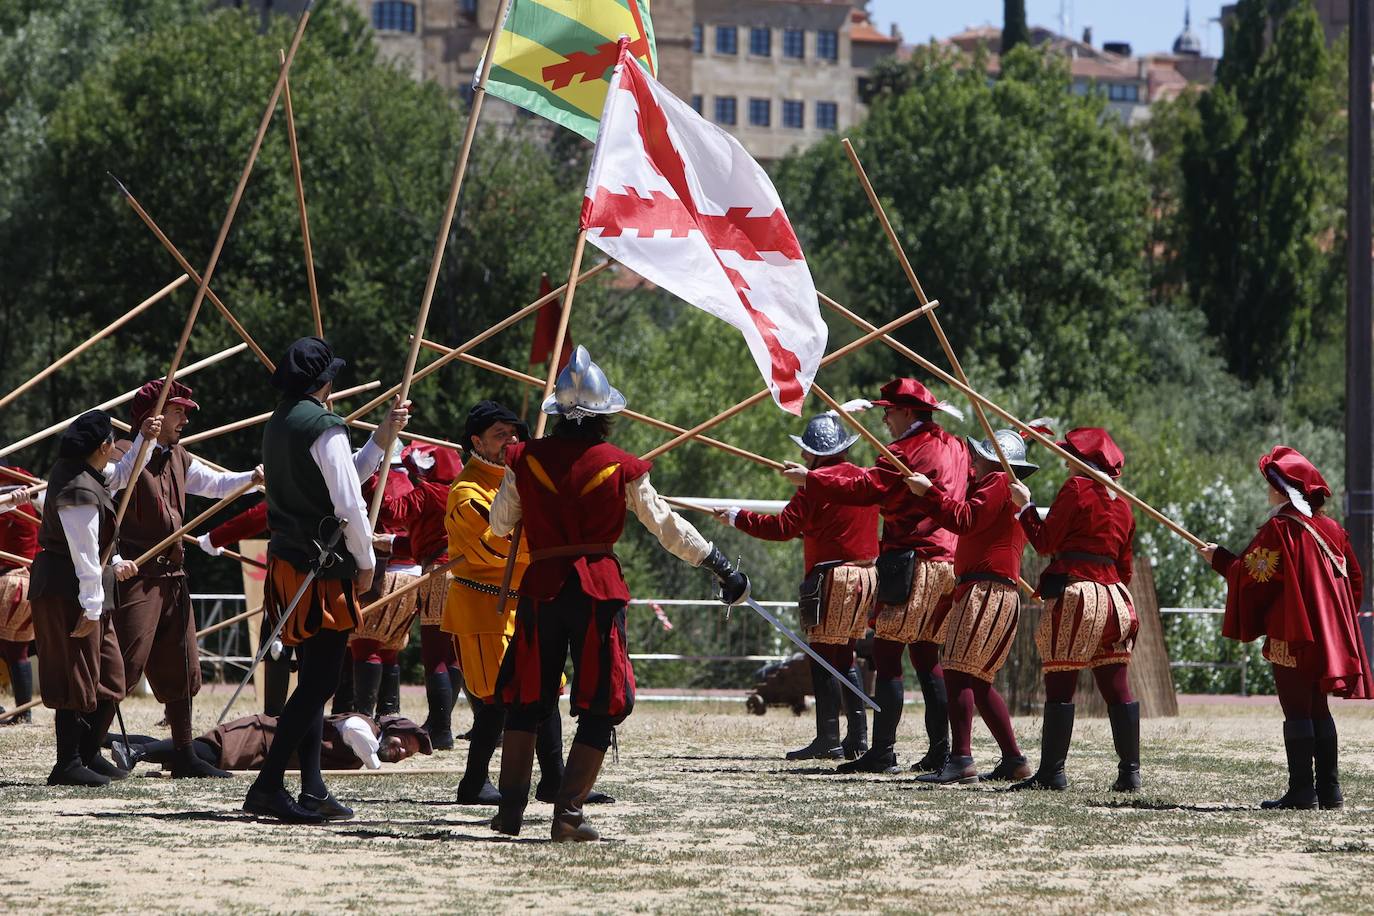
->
<box><xmin>2</xmin><ymin>691</ymin><xmax>1373</xmax><ymax>914</ymax></box>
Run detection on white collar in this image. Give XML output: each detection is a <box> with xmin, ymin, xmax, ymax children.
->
<box><xmin>471</xmin><ymin>452</ymin><xmax>505</xmax><ymax>471</ymax></box>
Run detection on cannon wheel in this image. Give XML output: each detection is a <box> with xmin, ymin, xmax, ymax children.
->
<box><xmin>746</xmin><ymin>693</ymin><xmax>766</xmax><ymax>715</ymax></box>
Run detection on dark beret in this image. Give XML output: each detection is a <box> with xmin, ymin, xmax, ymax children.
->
<box><xmin>58</xmin><ymin>410</ymin><xmax>114</xmax><ymax>459</ymax></box>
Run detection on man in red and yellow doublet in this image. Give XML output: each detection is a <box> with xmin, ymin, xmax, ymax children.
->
<box><xmin>0</xmin><ymin>465</ymin><xmax>40</xmax><ymax>723</ymax></box>
<box><xmin>906</xmin><ymin>427</ymin><xmax>1049</xmax><ymax>784</ymax></box>
<box><xmin>791</xmin><ymin>379</ymin><xmax>969</xmax><ymax>775</ymax></box>
<box><xmin>1009</xmin><ymin>427</ymin><xmax>1139</xmax><ymax>792</ymax></box>
<box><xmin>486</xmin><ymin>348</ymin><xmax>746</xmax><ymax>841</ymax></box>
<box><xmin>1203</xmin><ymin>446</ymin><xmax>1372</xmax><ymax>809</ymax></box>
<box><xmin>718</xmin><ymin>411</ymin><xmax>878</xmax><ymax>761</ymax></box>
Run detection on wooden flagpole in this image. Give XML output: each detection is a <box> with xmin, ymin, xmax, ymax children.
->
<box><xmin>0</xmin><ymin>343</ymin><xmax>247</xmax><ymax>460</ymax></box>
<box><xmin>111</xmin><ymin>177</ymin><xmax>274</xmax><ymax>371</ymax></box>
<box><xmin>343</xmin><ymin>261</ymin><xmax>610</xmax><ymax>424</ymax></box>
<box><xmin>824</xmin><ymin>296</ymin><xmax>1206</xmax><ymax>548</ymax></box>
<box><xmin>840</xmin><ymin>139</ymin><xmax>1015</xmax><ymax>478</ymax></box>
<box><xmin>492</xmin><ymin>229</ymin><xmax>589</xmax><ymax>606</ymax></box>
<box><xmin>0</xmin><ymin>549</ymin><xmax>31</xmax><ymax>567</ymax></box>
<box><xmin>417</xmin><ymin>342</ymin><xmax>786</xmax><ymax>471</ymax></box>
<box><xmin>280</xmin><ymin>48</ymin><xmax>322</xmax><ymax>337</ymax></box>
<box><xmin>0</xmin><ymin>275</ymin><xmax>190</xmax><ymax>411</ymax></box>
<box><xmin>640</xmin><ymin>300</ymin><xmax>939</xmax><ymax>463</ymax></box>
<box><xmin>366</xmin><ymin>0</ymin><xmax>515</xmax><ymax>528</ymax></box>
<box><xmin>104</xmin><ymin>8</ymin><xmax>314</xmax><ymax>563</ymax></box>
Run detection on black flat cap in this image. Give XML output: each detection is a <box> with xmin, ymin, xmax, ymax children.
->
<box><xmin>271</xmin><ymin>336</ymin><xmax>346</xmax><ymax>395</ymax></box>
<box><xmin>58</xmin><ymin>410</ymin><xmax>114</xmax><ymax>459</ymax></box>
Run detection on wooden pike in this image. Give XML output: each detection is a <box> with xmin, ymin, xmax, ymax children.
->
<box><xmin>365</xmin><ymin>0</ymin><xmax>516</xmax><ymax>528</ymax></box>
<box><xmin>112</xmin><ymin>177</ymin><xmax>275</xmax><ymax>372</ymax></box>
<box><xmin>280</xmin><ymin>48</ymin><xmax>321</xmax><ymax>337</ymax></box>
<box><xmin>840</xmin><ymin>139</ymin><xmax>1015</xmax><ymax>478</ymax></box>
<box><xmin>417</xmin><ymin>342</ymin><xmax>786</xmax><ymax>471</ymax></box>
<box><xmin>105</xmin><ymin>7</ymin><xmax>314</xmax><ymax>563</ymax></box>
<box><xmin>0</xmin><ymin>343</ymin><xmax>248</xmax><ymax>460</ymax></box>
<box><xmin>343</xmin><ymin>261</ymin><xmax>611</xmax><ymax>424</ymax></box>
<box><xmin>825</xmin><ymin>296</ymin><xmax>1206</xmax><ymax>548</ymax></box>
<box><xmin>180</xmin><ymin>380</ymin><xmax>381</xmax><ymax>446</ymax></box>
<box><xmin>640</xmin><ymin>300</ymin><xmax>940</xmax><ymax>462</ymax></box>
<box><xmin>0</xmin><ymin>548</ymin><xmax>32</xmax><ymax>567</ymax></box>
<box><xmin>0</xmin><ymin>275</ymin><xmax>190</xmax><ymax>411</ymax></box>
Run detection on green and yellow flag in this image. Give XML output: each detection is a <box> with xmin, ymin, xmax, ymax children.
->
<box><xmin>483</xmin><ymin>0</ymin><xmax>657</xmax><ymax>142</ymax></box>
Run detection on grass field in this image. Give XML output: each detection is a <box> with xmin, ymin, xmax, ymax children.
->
<box><xmin>2</xmin><ymin>691</ymin><xmax>1373</xmax><ymax>914</ymax></box>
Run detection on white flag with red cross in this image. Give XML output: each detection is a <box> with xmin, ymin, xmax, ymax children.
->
<box><xmin>580</xmin><ymin>41</ymin><xmax>825</xmax><ymax>415</ymax></box>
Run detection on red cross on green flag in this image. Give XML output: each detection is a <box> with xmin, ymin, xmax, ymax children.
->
<box><xmin>578</xmin><ymin>41</ymin><xmax>825</xmax><ymax>415</ymax></box>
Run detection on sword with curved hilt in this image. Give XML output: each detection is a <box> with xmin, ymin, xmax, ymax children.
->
<box><xmin>216</xmin><ymin>519</ymin><xmax>348</xmax><ymax>724</ymax></box>
<box><xmin>736</xmin><ymin>593</ymin><xmax>881</xmax><ymax>713</ymax></box>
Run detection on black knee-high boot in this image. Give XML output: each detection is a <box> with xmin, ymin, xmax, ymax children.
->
<box><xmin>1314</xmin><ymin>716</ymin><xmax>1343</xmax><ymax>810</ymax></box>
<box><xmin>1009</xmin><ymin>703</ymin><xmax>1075</xmax><ymax>791</ymax></box>
<box><xmin>352</xmin><ymin>661</ymin><xmax>381</xmax><ymax>718</ymax></box>
<box><xmin>80</xmin><ymin>701</ymin><xmax>127</xmax><ymax>781</ymax></box>
<box><xmin>377</xmin><ymin>663</ymin><xmax>401</xmax><ymax>717</ymax></box>
<box><xmin>912</xmin><ymin>669</ymin><xmax>949</xmax><ymax>773</ymax></box>
<box><xmin>424</xmin><ymin>670</ymin><xmax>455</xmax><ymax>750</ymax></box>
<box><xmin>5</xmin><ymin>660</ymin><xmax>33</xmax><ymax>724</ymax></box>
<box><xmin>455</xmin><ymin>698</ymin><xmax>503</xmax><ymax>805</ymax></box>
<box><xmin>836</xmin><ymin>678</ymin><xmax>903</xmax><ymax>774</ymax></box>
<box><xmin>1108</xmin><ymin>701</ymin><xmax>1141</xmax><ymax>792</ymax></box>
<box><xmin>1261</xmin><ymin>719</ymin><xmax>1317</xmax><ymax>810</ymax></box>
<box><xmin>328</xmin><ymin>653</ymin><xmax>352</xmax><ymax>716</ymax></box>
<box><xmin>840</xmin><ymin>666</ymin><xmax>869</xmax><ymax>760</ymax></box>
<box><xmin>48</xmin><ymin>710</ymin><xmax>109</xmax><ymax>787</ymax></box>
<box><xmin>787</xmin><ymin>660</ymin><xmax>843</xmax><ymax>761</ymax></box>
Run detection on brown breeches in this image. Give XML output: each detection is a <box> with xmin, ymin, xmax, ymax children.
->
<box><xmin>114</xmin><ymin>575</ymin><xmax>200</xmax><ymax>703</ymax></box>
<box><xmin>32</xmin><ymin>595</ymin><xmax>124</xmax><ymax>713</ymax></box>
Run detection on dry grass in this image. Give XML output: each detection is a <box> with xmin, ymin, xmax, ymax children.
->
<box><xmin>2</xmin><ymin>691</ymin><xmax>1373</xmax><ymax>914</ymax></box>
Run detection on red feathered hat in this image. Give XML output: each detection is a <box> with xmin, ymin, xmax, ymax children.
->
<box><xmin>1058</xmin><ymin>427</ymin><xmax>1124</xmax><ymax>479</ymax></box>
<box><xmin>1259</xmin><ymin>446</ymin><xmax>1330</xmax><ymax>518</ymax></box>
<box><xmin>403</xmin><ymin>444</ymin><xmax>464</xmax><ymax>485</ymax></box>
<box><xmin>870</xmin><ymin>378</ymin><xmax>963</xmax><ymax>419</ymax></box>
<box><xmin>130</xmin><ymin>378</ymin><xmax>198</xmax><ymax>431</ymax></box>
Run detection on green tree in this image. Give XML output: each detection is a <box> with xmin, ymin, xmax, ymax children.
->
<box><xmin>1002</xmin><ymin>0</ymin><xmax>1030</xmax><ymax>53</ymax></box>
<box><xmin>1178</xmin><ymin>0</ymin><xmax>1344</xmax><ymax>386</ymax></box>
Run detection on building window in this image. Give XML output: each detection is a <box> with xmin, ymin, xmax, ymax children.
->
<box><xmin>691</xmin><ymin>94</ymin><xmax>703</xmax><ymax>114</ymax></box>
<box><xmin>782</xmin><ymin>99</ymin><xmax>804</xmax><ymax>129</ymax></box>
<box><xmin>716</xmin><ymin>25</ymin><xmax>738</xmax><ymax>55</ymax></box>
<box><xmin>458</xmin><ymin>0</ymin><xmax>477</xmax><ymax>21</ymax></box>
<box><xmin>748</xmin><ymin>98</ymin><xmax>771</xmax><ymax>127</ymax></box>
<box><xmin>1107</xmin><ymin>82</ymin><xmax>1140</xmax><ymax>102</ymax></box>
<box><xmin>749</xmin><ymin>27</ymin><xmax>771</xmax><ymax>57</ymax></box>
<box><xmin>816</xmin><ymin>101</ymin><xmax>837</xmax><ymax>131</ymax></box>
<box><xmin>715</xmin><ymin>96</ymin><xmax>737</xmax><ymax>125</ymax></box>
<box><xmin>371</xmin><ymin>0</ymin><xmax>416</xmax><ymax>33</ymax></box>
<box><xmin>692</xmin><ymin>23</ymin><xmax>703</xmax><ymax>54</ymax></box>
<box><xmin>782</xmin><ymin>28</ymin><xmax>805</xmax><ymax>59</ymax></box>
<box><xmin>816</xmin><ymin>30</ymin><xmax>838</xmax><ymax>60</ymax></box>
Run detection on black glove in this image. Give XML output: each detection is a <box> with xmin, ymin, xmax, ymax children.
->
<box><xmin>702</xmin><ymin>546</ymin><xmax>750</xmax><ymax>607</ymax></box>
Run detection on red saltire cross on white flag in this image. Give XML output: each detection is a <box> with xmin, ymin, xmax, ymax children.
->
<box><xmin>580</xmin><ymin>39</ymin><xmax>826</xmax><ymax>415</ymax></box>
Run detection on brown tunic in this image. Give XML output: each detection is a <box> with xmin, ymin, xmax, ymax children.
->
<box><xmin>111</xmin><ymin>442</ymin><xmax>200</xmax><ymax>702</ymax></box>
<box><xmin>29</xmin><ymin>459</ymin><xmax>125</xmax><ymax>711</ymax></box>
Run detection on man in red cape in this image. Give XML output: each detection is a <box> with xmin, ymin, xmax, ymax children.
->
<box><xmin>1202</xmin><ymin>446</ymin><xmax>1373</xmax><ymax>809</ymax></box>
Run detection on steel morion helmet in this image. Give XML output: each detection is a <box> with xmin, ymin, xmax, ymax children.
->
<box><xmin>541</xmin><ymin>345</ymin><xmax>627</xmax><ymax>421</ymax></box>
<box><xmin>966</xmin><ymin>429</ymin><xmax>1039</xmax><ymax>480</ymax></box>
<box><xmin>789</xmin><ymin>412</ymin><xmax>859</xmax><ymax>457</ymax></box>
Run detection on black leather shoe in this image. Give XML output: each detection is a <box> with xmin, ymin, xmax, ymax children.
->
<box><xmin>48</xmin><ymin>761</ymin><xmax>111</xmax><ymax>787</ymax></box>
<box><xmin>916</xmin><ymin>754</ymin><xmax>979</xmax><ymax>785</ymax></box>
<box><xmin>84</xmin><ymin>753</ymin><xmax>129</xmax><ymax>781</ymax></box>
<box><xmin>979</xmin><ymin>755</ymin><xmax>1032</xmax><ymax>782</ymax></box>
<box><xmin>299</xmin><ymin>791</ymin><xmax>354</xmax><ymax>821</ymax></box>
<box><xmin>834</xmin><ymin>747</ymin><xmax>899</xmax><ymax>775</ymax></box>
<box><xmin>170</xmin><ymin>745</ymin><xmax>232</xmax><ymax>779</ymax></box>
<box><xmin>456</xmin><ymin>778</ymin><xmax>502</xmax><ymax>805</ymax></box>
<box><xmin>242</xmin><ymin>786</ymin><xmax>327</xmax><ymax>824</ymax></box>
<box><xmin>110</xmin><ymin>740</ymin><xmax>144</xmax><ymax>773</ymax></box>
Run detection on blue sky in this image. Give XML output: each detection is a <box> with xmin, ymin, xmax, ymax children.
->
<box><xmin>868</xmin><ymin>1</ymin><xmax>1229</xmax><ymax>58</ymax></box>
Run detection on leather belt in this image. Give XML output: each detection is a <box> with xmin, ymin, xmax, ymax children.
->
<box><xmin>958</xmin><ymin>572</ymin><xmax>1016</xmax><ymax>588</ymax></box>
<box><xmin>454</xmin><ymin>576</ymin><xmax>520</xmax><ymax>598</ymax></box>
<box><xmin>528</xmin><ymin>542</ymin><xmax>616</xmax><ymax>563</ymax></box>
<box><xmin>1054</xmin><ymin>551</ymin><xmax>1115</xmax><ymax>566</ymax></box>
